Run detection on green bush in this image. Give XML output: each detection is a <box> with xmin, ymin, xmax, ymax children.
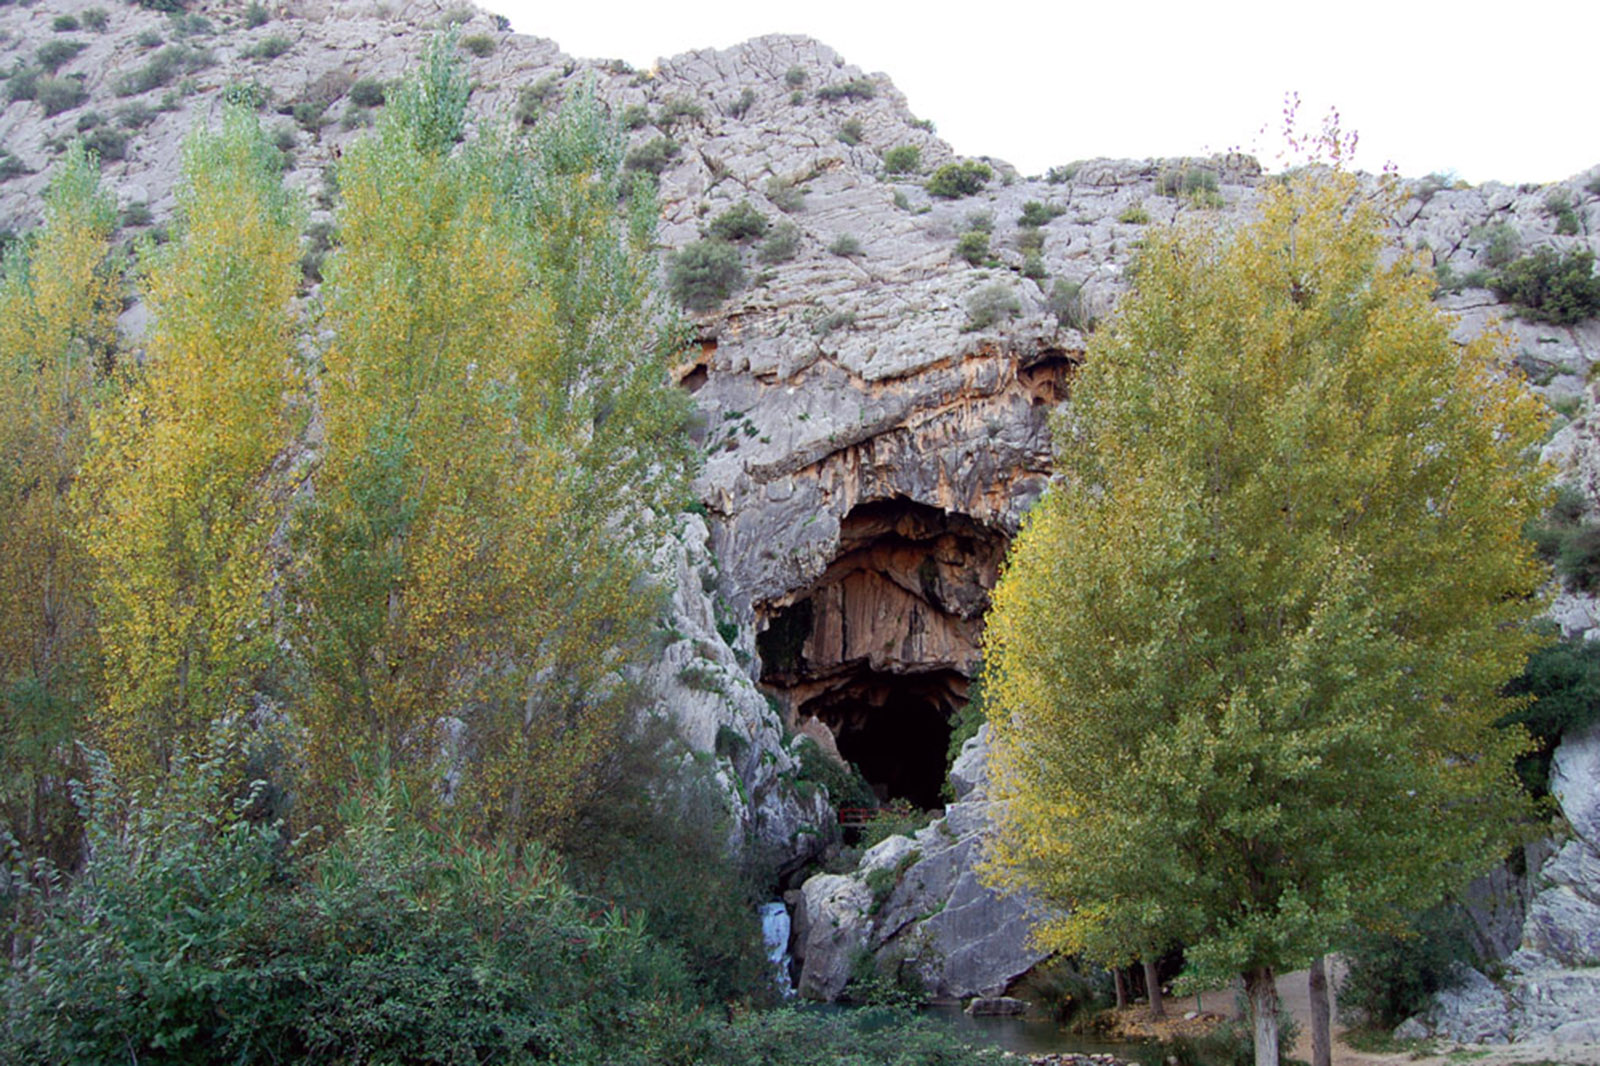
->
<box><xmin>701</xmin><ymin>1007</ymin><xmax>990</xmax><ymax>1066</ymax></box>
<box><xmin>1046</xmin><ymin>162</ymin><xmax>1081</xmax><ymax>183</ymax></box>
<box><xmin>816</xmin><ymin>77</ymin><xmax>874</xmax><ymax>102</ymax></box>
<box><xmin>514</xmin><ymin>75</ymin><xmax>559</xmax><ymax>125</ymax></box>
<box><xmin>954</xmin><ymin>230</ymin><xmax>989</xmax><ymax>265</ymax></box>
<box><xmin>82</xmin><ymin>7</ymin><xmax>110</xmax><ymax>31</ymax></box>
<box><xmin>36</xmin><ymin>75</ymin><xmax>89</xmax><ymax>116</ymax></box>
<box><xmin>244</xmin><ymin>1</ymin><xmax>269</xmax><ymax>28</ymax></box>
<box><xmin>1</xmin><ymin>755</ymin><xmax>710</xmax><ymax>1066</ymax></box>
<box><xmin>1338</xmin><ymin>903</ymin><xmax>1478</xmax><ymax>1029</ymax></box>
<box><xmin>620</xmin><ymin>102</ymin><xmax>650</xmax><ymax>130</ymax></box>
<box><xmin>1471</xmin><ymin>221</ymin><xmax>1522</xmax><ymax>268</ymax></box>
<box><xmin>135</xmin><ymin>28</ymin><xmax>163</xmax><ymax>48</ymax></box>
<box><xmin>36</xmin><ymin>39</ymin><xmax>87</xmax><ymax>74</ymax></box>
<box><xmin>667</xmin><ymin>238</ymin><xmax>744</xmax><ymax>310</ymax></box>
<box><xmin>784</xmin><ymin>65</ymin><xmax>806</xmax><ymax>88</ymax></box>
<box><xmin>246</xmin><ymin>33</ymin><xmax>292</xmax><ymax>59</ymax></box>
<box><xmin>347</xmin><ymin>77</ymin><xmax>385</xmax><ymax>107</ymax></box>
<box><xmin>729</xmin><ymin>86</ymin><xmax>755</xmax><ymax>118</ymax></box>
<box><xmin>0</xmin><ymin>150</ymin><xmax>31</xmax><ymax>181</ymax></box>
<box><xmin>658</xmin><ymin>95</ymin><xmax>704</xmax><ymax>126</ymax></box>
<box><xmin>114</xmin><ymin>44</ymin><xmax>212</xmax><ymax>96</ymax></box>
<box><xmin>83</xmin><ymin>125</ymin><xmax>130</xmax><ymax>162</ymax></box>
<box><xmin>51</xmin><ymin>14</ymin><xmax>79</xmax><ymax>31</ymax></box>
<box><xmin>859</xmin><ymin>800</ymin><xmax>934</xmax><ymax>850</ymax></box>
<box><xmin>624</xmin><ymin>135</ymin><xmax>679</xmax><ymax>176</ymax></box>
<box><xmin>1118</xmin><ymin>203</ymin><xmax>1151</xmax><ymax>224</ymax></box>
<box><xmin>828</xmin><ymin>233</ymin><xmax>862</xmax><ymax>257</ymax></box>
<box><xmin>1501</xmin><ymin>627</ymin><xmax>1600</xmax><ymax>794</ymax></box>
<box><xmin>120</xmin><ymin>201</ymin><xmax>153</xmax><ymax>227</ymax></box>
<box><xmin>965</xmin><ymin>281</ymin><xmax>1019</xmax><ymax>330</ymax></box>
<box><xmin>459</xmin><ymin>32</ymin><xmax>496</xmax><ymax>57</ymax></box>
<box><xmin>812</xmin><ymin>308</ymin><xmax>855</xmax><ymax>334</ymax></box>
<box><xmin>758</xmin><ymin>220</ymin><xmax>800</xmax><ymax>263</ymax></box>
<box><xmin>925</xmin><ymin>160</ymin><xmax>990</xmax><ymax>199</ymax></box>
<box><xmin>1048</xmin><ymin>278</ymin><xmax>1093</xmax><ymax>332</ymax></box>
<box><xmin>4</xmin><ymin>66</ymin><xmax>41</xmax><ymax>104</ymax></box>
<box><xmin>1010</xmin><ymin>956</ymin><xmax>1112</xmax><ymax>1024</ymax></box>
<box><xmin>883</xmin><ymin>144</ymin><xmax>920</xmax><ymax>174</ymax></box>
<box><xmin>836</xmin><ymin>117</ymin><xmax>864</xmax><ymax>146</ymax></box>
<box><xmin>765</xmin><ymin>175</ymin><xmax>805</xmax><ymax>212</ymax></box>
<box><xmin>1492</xmin><ymin>247</ymin><xmax>1600</xmax><ymax>324</ymax></box>
<box><xmin>1545</xmin><ymin>189</ymin><xmax>1580</xmax><ymax>236</ymax></box>
<box><xmin>707</xmin><ymin>200</ymin><xmax>769</xmax><ymax>241</ymax></box>
<box><xmin>117</xmin><ymin>100</ymin><xmax>156</xmax><ymax>128</ymax></box>
<box><xmin>1017</xmin><ymin>200</ymin><xmax>1064</xmax><ymax>228</ymax></box>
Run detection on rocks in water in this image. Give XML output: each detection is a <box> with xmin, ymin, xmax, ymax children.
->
<box><xmin>964</xmin><ymin>995</ymin><xmax>1028</xmax><ymax>1016</ymax></box>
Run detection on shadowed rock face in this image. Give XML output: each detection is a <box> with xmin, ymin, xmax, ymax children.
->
<box><xmin>757</xmin><ymin>498</ymin><xmax>1005</xmax><ymax>805</ymax></box>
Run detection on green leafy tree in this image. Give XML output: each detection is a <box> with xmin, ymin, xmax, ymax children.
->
<box><xmin>0</xmin><ymin>143</ymin><xmax>118</xmax><ymax>859</ymax></box>
<box><xmin>296</xmin><ymin>42</ymin><xmax>692</xmax><ymax>843</ymax></box>
<box><xmin>78</xmin><ymin>108</ymin><xmax>300</xmax><ymax>779</ymax></box>
<box><xmin>981</xmin><ymin>170</ymin><xmax>1549</xmax><ymax>1066</ymax></box>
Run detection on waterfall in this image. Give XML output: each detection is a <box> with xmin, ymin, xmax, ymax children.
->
<box><xmin>759</xmin><ymin>901</ymin><xmax>793</xmax><ymax>995</ymax></box>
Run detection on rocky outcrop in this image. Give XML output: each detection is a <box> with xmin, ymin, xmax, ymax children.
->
<box><xmin>791</xmin><ymin>725</ymin><xmax>1048</xmax><ymax>1001</ymax></box>
<box><xmin>1409</xmin><ymin>724</ymin><xmax>1600</xmax><ymax>1044</ymax></box>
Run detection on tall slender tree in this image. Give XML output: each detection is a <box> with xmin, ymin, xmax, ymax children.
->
<box><xmin>295</xmin><ymin>38</ymin><xmax>691</xmax><ymax>843</ymax></box>
<box><xmin>981</xmin><ymin>169</ymin><xmax>1549</xmax><ymax>1066</ymax></box>
<box><xmin>0</xmin><ymin>144</ymin><xmax>118</xmax><ymax>857</ymax></box>
<box><xmin>79</xmin><ymin>108</ymin><xmax>300</xmax><ymax>778</ymax></box>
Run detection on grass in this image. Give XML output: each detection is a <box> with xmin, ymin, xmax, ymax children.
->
<box><xmin>1339</xmin><ymin>1026</ymin><xmax>1436</xmax><ymax>1056</ymax></box>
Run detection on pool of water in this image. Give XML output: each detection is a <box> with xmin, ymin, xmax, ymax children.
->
<box><xmin>922</xmin><ymin>1003</ymin><xmax>1144</xmax><ymax>1057</ymax></box>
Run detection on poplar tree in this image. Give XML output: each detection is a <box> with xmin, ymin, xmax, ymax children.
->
<box><xmin>79</xmin><ymin>109</ymin><xmax>300</xmax><ymax>777</ymax></box>
<box><xmin>0</xmin><ymin>144</ymin><xmax>118</xmax><ymax>857</ymax></box>
<box><xmin>295</xmin><ymin>38</ymin><xmax>691</xmax><ymax>842</ymax></box>
<box><xmin>981</xmin><ymin>170</ymin><xmax>1549</xmax><ymax>1066</ymax></box>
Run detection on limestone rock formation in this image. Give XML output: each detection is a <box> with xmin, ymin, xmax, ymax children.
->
<box><xmin>790</xmin><ymin>725</ymin><xmax>1048</xmax><ymax>1001</ymax></box>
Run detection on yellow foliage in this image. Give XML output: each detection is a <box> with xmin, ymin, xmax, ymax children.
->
<box><xmin>78</xmin><ymin>109</ymin><xmax>300</xmax><ymax>777</ymax></box>
<box><xmin>982</xmin><ymin>169</ymin><xmax>1549</xmax><ymax>982</ymax></box>
<box><xmin>0</xmin><ymin>143</ymin><xmax>118</xmax><ymax>854</ymax></box>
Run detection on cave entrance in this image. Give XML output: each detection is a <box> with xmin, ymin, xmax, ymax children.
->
<box><xmin>757</xmin><ymin>498</ymin><xmax>1006</xmax><ymax>810</ymax></box>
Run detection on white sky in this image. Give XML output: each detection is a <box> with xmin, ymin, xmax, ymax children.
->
<box><xmin>493</xmin><ymin>0</ymin><xmax>1598</xmax><ymax>187</ymax></box>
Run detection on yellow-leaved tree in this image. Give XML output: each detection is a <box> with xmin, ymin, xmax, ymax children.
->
<box><xmin>981</xmin><ymin>169</ymin><xmax>1549</xmax><ymax>1066</ymax></box>
<box><xmin>294</xmin><ymin>38</ymin><xmax>691</xmax><ymax>843</ymax></box>
<box><xmin>79</xmin><ymin>108</ymin><xmax>301</xmax><ymax>778</ymax></box>
<box><xmin>0</xmin><ymin>143</ymin><xmax>118</xmax><ymax>857</ymax></box>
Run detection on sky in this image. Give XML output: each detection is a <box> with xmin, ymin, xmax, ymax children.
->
<box><xmin>494</xmin><ymin>0</ymin><xmax>1599</xmax><ymax>187</ymax></box>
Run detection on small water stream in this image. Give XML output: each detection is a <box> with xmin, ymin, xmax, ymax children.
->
<box><xmin>758</xmin><ymin>901</ymin><xmax>793</xmax><ymax>996</ymax></box>
<box><xmin>922</xmin><ymin>1004</ymin><xmax>1142</xmax><ymax>1057</ymax></box>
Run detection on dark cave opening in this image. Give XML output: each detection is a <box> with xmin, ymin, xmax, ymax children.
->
<box><xmin>757</xmin><ymin>497</ymin><xmax>1007</xmax><ymax>810</ymax></box>
<box><xmin>800</xmin><ymin>669</ymin><xmax>966</xmax><ymax>810</ymax></box>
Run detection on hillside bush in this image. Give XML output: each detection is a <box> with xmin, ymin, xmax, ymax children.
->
<box><xmin>955</xmin><ymin>230</ymin><xmax>989</xmax><ymax>265</ymax></box>
<box><xmin>837</xmin><ymin>117</ymin><xmax>864</xmax><ymax>146</ymax></box>
<box><xmin>707</xmin><ymin>200</ymin><xmax>769</xmax><ymax>241</ymax></box>
<box><xmin>784</xmin><ymin>65</ymin><xmax>806</xmax><ymax>87</ymax></box>
<box><xmin>828</xmin><ymin>233</ymin><xmax>862</xmax><ymax>257</ymax></box>
<box><xmin>347</xmin><ymin>77</ymin><xmax>385</xmax><ymax>107</ymax></box>
<box><xmin>245</xmin><ymin>33</ymin><xmax>292</xmax><ymax>59</ymax></box>
<box><xmin>925</xmin><ymin>160</ymin><xmax>990</xmax><ymax>199</ymax></box>
<box><xmin>114</xmin><ymin>44</ymin><xmax>212</xmax><ymax>97</ymax></box>
<box><xmin>244</xmin><ymin>2</ymin><xmax>269</xmax><ymax>27</ymax></box>
<box><xmin>765</xmin><ymin>174</ymin><xmax>805</xmax><ymax>211</ymax></box>
<box><xmin>82</xmin><ymin>7</ymin><xmax>111</xmax><ymax>31</ymax></box>
<box><xmin>1047</xmin><ymin>278</ymin><xmax>1093</xmax><ymax>332</ymax></box>
<box><xmin>667</xmin><ymin>238</ymin><xmax>744</xmax><ymax>310</ymax></box>
<box><xmin>794</xmin><ymin>736</ymin><xmax>877</xmax><ymax>810</ymax></box>
<box><xmin>624</xmin><ymin>135</ymin><xmax>679</xmax><ymax>176</ymax></box>
<box><xmin>758</xmin><ymin>220</ymin><xmax>800</xmax><ymax>263</ymax></box>
<box><xmin>36</xmin><ymin>39</ymin><xmax>87</xmax><ymax>73</ymax></box>
<box><xmin>51</xmin><ymin>14</ymin><xmax>79</xmax><ymax>31</ymax></box>
<box><xmin>965</xmin><ymin>281</ymin><xmax>1019</xmax><ymax>330</ymax></box>
<box><xmin>816</xmin><ymin>77</ymin><xmax>874</xmax><ymax>102</ymax></box>
<box><xmin>37</xmin><ymin>75</ymin><xmax>89</xmax><ymax>116</ymax></box>
<box><xmin>459</xmin><ymin>32</ymin><xmax>495</xmax><ymax>57</ymax></box>
<box><xmin>1471</xmin><ymin>221</ymin><xmax>1522</xmax><ymax>268</ymax></box>
<box><xmin>883</xmin><ymin>144</ymin><xmax>920</xmax><ymax>174</ymax></box>
<box><xmin>1492</xmin><ymin>247</ymin><xmax>1600</xmax><ymax>324</ymax></box>
<box><xmin>728</xmin><ymin>86</ymin><xmax>755</xmax><ymax>118</ymax></box>
<box><xmin>1017</xmin><ymin>200</ymin><xmax>1064</xmax><ymax>227</ymax></box>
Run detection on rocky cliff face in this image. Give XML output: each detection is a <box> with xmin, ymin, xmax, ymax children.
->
<box><xmin>5</xmin><ymin>0</ymin><xmax>1600</xmax><ymax>1018</ymax></box>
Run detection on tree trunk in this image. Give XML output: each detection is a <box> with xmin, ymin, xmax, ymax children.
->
<box><xmin>1114</xmin><ymin>966</ymin><xmax>1127</xmax><ymax>1009</ymax></box>
<box><xmin>1310</xmin><ymin>956</ymin><xmax>1331</xmax><ymax>1066</ymax></box>
<box><xmin>1143</xmin><ymin>958</ymin><xmax>1165</xmax><ymax>1019</ymax></box>
<box><xmin>1245</xmin><ymin>967</ymin><xmax>1280</xmax><ymax>1066</ymax></box>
